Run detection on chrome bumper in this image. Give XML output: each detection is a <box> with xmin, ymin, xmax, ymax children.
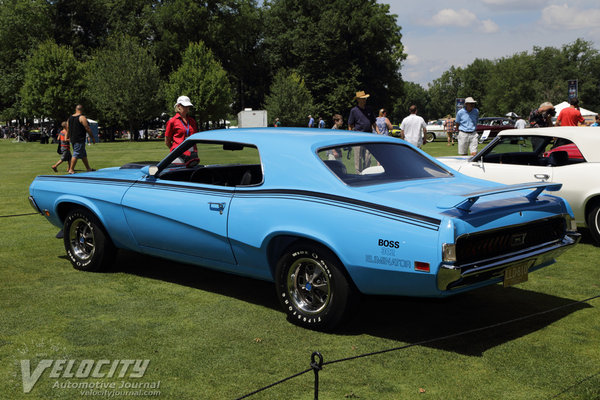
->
<box><xmin>437</xmin><ymin>232</ymin><xmax>580</xmax><ymax>291</ymax></box>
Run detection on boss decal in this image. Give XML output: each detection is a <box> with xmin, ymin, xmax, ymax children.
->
<box><xmin>378</xmin><ymin>239</ymin><xmax>400</xmax><ymax>248</ymax></box>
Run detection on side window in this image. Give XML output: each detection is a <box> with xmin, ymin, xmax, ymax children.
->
<box><xmin>160</xmin><ymin>141</ymin><xmax>263</xmax><ymax>186</ymax></box>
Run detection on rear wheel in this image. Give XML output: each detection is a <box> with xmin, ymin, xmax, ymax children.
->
<box><xmin>425</xmin><ymin>132</ymin><xmax>435</xmax><ymax>143</ymax></box>
<box><xmin>63</xmin><ymin>208</ymin><xmax>116</xmax><ymax>271</ymax></box>
<box><xmin>587</xmin><ymin>203</ymin><xmax>600</xmax><ymax>245</ymax></box>
<box><xmin>275</xmin><ymin>241</ymin><xmax>354</xmax><ymax>330</ymax></box>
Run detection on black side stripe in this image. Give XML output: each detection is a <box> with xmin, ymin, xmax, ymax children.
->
<box><xmin>36</xmin><ymin>176</ymin><xmax>440</xmax><ymax>228</ymax></box>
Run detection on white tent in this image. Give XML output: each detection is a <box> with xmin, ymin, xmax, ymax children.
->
<box><xmin>554</xmin><ymin>101</ymin><xmax>598</xmax><ymax>123</ymax></box>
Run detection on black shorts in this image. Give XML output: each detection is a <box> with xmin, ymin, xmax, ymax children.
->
<box><xmin>60</xmin><ymin>149</ymin><xmax>72</xmax><ymax>162</ymax></box>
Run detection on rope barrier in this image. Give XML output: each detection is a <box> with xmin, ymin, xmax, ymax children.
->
<box><xmin>235</xmin><ymin>293</ymin><xmax>600</xmax><ymax>399</ymax></box>
<box><xmin>0</xmin><ymin>212</ymin><xmax>38</xmax><ymax>218</ymax></box>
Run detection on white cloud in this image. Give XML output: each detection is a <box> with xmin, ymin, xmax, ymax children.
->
<box><xmin>427</xmin><ymin>8</ymin><xmax>499</xmax><ymax>33</ymax></box>
<box><xmin>430</xmin><ymin>9</ymin><xmax>477</xmax><ymax>27</ymax></box>
<box><xmin>481</xmin><ymin>19</ymin><xmax>499</xmax><ymax>33</ymax></box>
<box><xmin>541</xmin><ymin>4</ymin><xmax>600</xmax><ymax>30</ymax></box>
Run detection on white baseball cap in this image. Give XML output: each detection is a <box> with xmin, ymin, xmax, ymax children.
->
<box><xmin>175</xmin><ymin>95</ymin><xmax>193</xmax><ymax>107</ymax></box>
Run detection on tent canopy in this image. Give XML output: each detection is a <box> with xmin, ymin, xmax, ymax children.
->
<box><xmin>554</xmin><ymin>101</ymin><xmax>597</xmax><ymax>116</ymax></box>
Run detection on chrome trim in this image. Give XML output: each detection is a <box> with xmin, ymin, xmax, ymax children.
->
<box><xmin>437</xmin><ymin>232</ymin><xmax>580</xmax><ymax>291</ymax></box>
<box><xmin>28</xmin><ymin>196</ymin><xmax>42</xmax><ymax>214</ymax></box>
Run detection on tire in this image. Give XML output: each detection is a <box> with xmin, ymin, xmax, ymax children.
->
<box><xmin>425</xmin><ymin>132</ymin><xmax>435</xmax><ymax>143</ymax></box>
<box><xmin>63</xmin><ymin>208</ymin><xmax>116</xmax><ymax>271</ymax></box>
<box><xmin>275</xmin><ymin>241</ymin><xmax>354</xmax><ymax>330</ymax></box>
<box><xmin>587</xmin><ymin>203</ymin><xmax>600</xmax><ymax>245</ymax></box>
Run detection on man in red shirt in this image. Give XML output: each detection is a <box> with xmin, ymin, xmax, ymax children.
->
<box><xmin>557</xmin><ymin>98</ymin><xmax>585</xmax><ymax>126</ymax></box>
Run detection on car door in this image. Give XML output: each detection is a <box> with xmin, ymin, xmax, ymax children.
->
<box><xmin>457</xmin><ymin>161</ymin><xmax>553</xmax><ymax>185</ymax></box>
<box><xmin>121</xmin><ymin>177</ymin><xmax>235</xmax><ymax>264</ymax></box>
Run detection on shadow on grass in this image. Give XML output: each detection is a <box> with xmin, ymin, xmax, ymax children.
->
<box><xmin>108</xmin><ymin>250</ymin><xmax>591</xmax><ymax>357</ymax></box>
<box><xmin>340</xmin><ymin>287</ymin><xmax>591</xmax><ymax>356</ymax></box>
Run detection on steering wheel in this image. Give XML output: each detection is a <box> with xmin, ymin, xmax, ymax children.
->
<box><xmin>185</xmin><ymin>158</ymin><xmax>200</xmax><ymax>168</ymax></box>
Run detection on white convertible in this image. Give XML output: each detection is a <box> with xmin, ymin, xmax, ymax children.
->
<box><xmin>439</xmin><ymin>127</ymin><xmax>600</xmax><ymax>244</ymax></box>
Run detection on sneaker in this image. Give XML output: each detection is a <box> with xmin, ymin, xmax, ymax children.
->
<box><xmin>51</xmin><ymin>166</ymin><xmax>58</xmax><ymax>172</ymax></box>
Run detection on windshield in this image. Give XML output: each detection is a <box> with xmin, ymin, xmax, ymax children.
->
<box><xmin>318</xmin><ymin>142</ymin><xmax>451</xmax><ymax>186</ymax></box>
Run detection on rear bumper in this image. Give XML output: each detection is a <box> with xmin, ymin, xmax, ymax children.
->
<box><xmin>437</xmin><ymin>232</ymin><xmax>580</xmax><ymax>291</ymax></box>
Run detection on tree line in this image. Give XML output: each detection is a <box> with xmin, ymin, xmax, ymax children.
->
<box><xmin>409</xmin><ymin>38</ymin><xmax>600</xmax><ymax>121</ymax></box>
<box><xmin>0</xmin><ymin>0</ymin><xmax>404</xmax><ymax>133</ymax></box>
<box><xmin>1</xmin><ymin>0</ymin><xmax>598</xmax><ymax>133</ymax></box>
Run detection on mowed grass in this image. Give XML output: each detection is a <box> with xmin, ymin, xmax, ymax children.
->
<box><xmin>1</xmin><ymin>136</ymin><xmax>599</xmax><ymax>400</ymax></box>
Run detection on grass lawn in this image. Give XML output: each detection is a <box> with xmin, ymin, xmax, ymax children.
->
<box><xmin>1</xmin><ymin>136</ymin><xmax>599</xmax><ymax>399</ymax></box>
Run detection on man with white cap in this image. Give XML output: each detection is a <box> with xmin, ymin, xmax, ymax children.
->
<box><xmin>455</xmin><ymin>97</ymin><xmax>479</xmax><ymax>156</ymax></box>
<box><xmin>165</xmin><ymin>95</ymin><xmax>198</xmax><ymax>162</ymax></box>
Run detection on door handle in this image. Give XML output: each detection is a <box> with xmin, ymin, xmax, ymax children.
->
<box><xmin>209</xmin><ymin>202</ymin><xmax>226</xmax><ymax>215</ymax></box>
<box><xmin>534</xmin><ymin>174</ymin><xmax>549</xmax><ymax>181</ymax></box>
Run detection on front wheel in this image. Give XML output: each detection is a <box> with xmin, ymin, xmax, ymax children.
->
<box><xmin>587</xmin><ymin>203</ymin><xmax>600</xmax><ymax>245</ymax></box>
<box><xmin>63</xmin><ymin>208</ymin><xmax>116</xmax><ymax>271</ymax></box>
<box><xmin>275</xmin><ymin>242</ymin><xmax>354</xmax><ymax>330</ymax></box>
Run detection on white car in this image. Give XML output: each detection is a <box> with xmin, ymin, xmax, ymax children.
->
<box><xmin>439</xmin><ymin>127</ymin><xmax>600</xmax><ymax>244</ymax></box>
<box><xmin>425</xmin><ymin>119</ymin><xmax>446</xmax><ymax>142</ymax></box>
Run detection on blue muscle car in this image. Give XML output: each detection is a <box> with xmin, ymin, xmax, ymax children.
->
<box><xmin>29</xmin><ymin>128</ymin><xmax>580</xmax><ymax>330</ymax></box>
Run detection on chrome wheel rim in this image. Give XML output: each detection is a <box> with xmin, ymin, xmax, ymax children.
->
<box><xmin>69</xmin><ymin>218</ymin><xmax>95</xmax><ymax>261</ymax></box>
<box><xmin>286</xmin><ymin>257</ymin><xmax>331</xmax><ymax>314</ymax></box>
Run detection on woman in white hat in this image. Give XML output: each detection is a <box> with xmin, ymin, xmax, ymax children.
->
<box><xmin>165</xmin><ymin>95</ymin><xmax>198</xmax><ymax>161</ymax></box>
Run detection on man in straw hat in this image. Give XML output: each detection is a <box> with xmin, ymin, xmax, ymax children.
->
<box><xmin>348</xmin><ymin>90</ymin><xmax>380</xmax><ymax>172</ymax></box>
<box><xmin>455</xmin><ymin>97</ymin><xmax>479</xmax><ymax>156</ymax></box>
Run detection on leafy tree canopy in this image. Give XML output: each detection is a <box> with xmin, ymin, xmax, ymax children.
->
<box><xmin>264</xmin><ymin>69</ymin><xmax>314</xmax><ymax>127</ymax></box>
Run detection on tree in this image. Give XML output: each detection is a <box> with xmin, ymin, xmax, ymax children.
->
<box><xmin>85</xmin><ymin>34</ymin><xmax>162</xmax><ymax>136</ymax></box>
<box><xmin>164</xmin><ymin>41</ymin><xmax>232</xmax><ymax>129</ymax></box>
<box><xmin>393</xmin><ymin>81</ymin><xmax>430</xmax><ymax>123</ymax></box>
<box><xmin>20</xmin><ymin>41</ymin><xmax>83</xmax><ymax>123</ymax></box>
<box><xmin>263</xmin><ymin>0</ymin><xmax>405</xmax><ymax>119</ymax></box>
<box><xmin>427</xmin><ymin>66</ymin><xmax>464</xmax><ymax>119</ymax></box>
<box><xmin>0</xmin><ymin>0</ymin><xmax>53</xmax><ymax>120</ymax></box>
<box><xmin>264</xmin><ymin>69</ymin><xmax>314</xmax><ymax>127</ymax></box>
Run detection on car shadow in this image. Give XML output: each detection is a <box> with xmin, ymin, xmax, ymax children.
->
<box><xmin>339</xmin><ymin>287</ymin><xmax>591</xmax><ymax>356</ymax></box>
<box><xmin>110</xmin><ymin>250</ymin><xmax>280</xmax><ymax>311</ymax></box>
<box><xmin>108</xmin><ymin>250</ymin><xmax>591</xmax><ymax>357</ymax></box>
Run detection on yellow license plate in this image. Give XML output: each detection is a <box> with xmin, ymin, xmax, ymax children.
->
<box><xmin>503</xmin><ymin>261</ymin><xmax>532</xmax><ymax>287</ymax></box>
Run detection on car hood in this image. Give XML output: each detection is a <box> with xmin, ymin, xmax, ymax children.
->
<box><xmin>436</xmin><ymin>156</ymin><xmax>471</xmax><ymax>171</ymax></box>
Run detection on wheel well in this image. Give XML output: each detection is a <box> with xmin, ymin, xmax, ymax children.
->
<box><xmin>56</xmin><ymin>202</ymin><xmax>87</xmax><ymax>224</ymax></box>
<box><xmin>585</xmin><ymin>196</ymin><xmax>600</xmax><ymax>222</ymax></box>
<box><xmin>266</xmin><ymin>235</ymin><xmax>358</xmax><ymax>291</ymax></box>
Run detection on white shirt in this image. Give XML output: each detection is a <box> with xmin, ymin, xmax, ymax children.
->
<box><xmin>515</xmin><ymin>119</ymin><xmax>526</xmax><ymax>129</ymax></box>
<box><xmin>400</xmin><ymin>114</ymin><xmax>427</xmax><ymax>147</ymax></box>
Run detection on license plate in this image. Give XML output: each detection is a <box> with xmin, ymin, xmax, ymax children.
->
<box><xmin>503</xmin><ymin>261</ymin><xmax>532</xmax><ymax>287</ymax></box>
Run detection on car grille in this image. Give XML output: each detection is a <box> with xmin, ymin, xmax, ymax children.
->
<box><xmin>455</xmin><ymin>216</ymin><xmax>566</xmax><ymax>265</ymax></box>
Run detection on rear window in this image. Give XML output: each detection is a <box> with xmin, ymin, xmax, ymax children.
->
<box><xmin>318</xmin><ymin>142</ymin><xmax>451</xmax><ymax>186</ymax></box>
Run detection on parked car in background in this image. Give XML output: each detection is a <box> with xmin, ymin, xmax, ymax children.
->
<box><xmin>425</xmin><ymin>119</ymin><xmax>445</xmax><ymax>142</ymax></box>
<box><xmin>29</xmin><ymin>128</ymin><xmax>579</xmax><ymax>330</ymax></box>
<box><xmin>476</xmin><ymin>117</ymin><xmax>515</xmax><ymax>141</ymax></box>
<box><xmin>439</xmin><ymin>127</ymin><xmax>600</xmax><ymax>244</ymax></box>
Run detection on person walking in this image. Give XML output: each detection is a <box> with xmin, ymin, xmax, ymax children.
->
<box><xmin>455</xmin><ymin>97</ymin><xmax>479</xmax><ymax>155</ymax></box>
<box><xmin>376</xmin><ymin>108</ymin><xmax>393</xmax><ymax>136</ymax></box>
<box><xmin>557</xmin><ymin>98</ymin><xmax>585</xmax><ymax>126</ymax></box>
<box><xmin>66</xmin><ymin>104</ymin><xmax>95</xmax><ymax>174</ymax></box>
<box><xmin>165</xmin><ymin>96</ymin><xmax>198</xmax><ymax>163</ymax></box>
<box><xmin>308</xmin><ymin>115</ymin><xmax>314</xmax><ymax>128</ymax></box>
<box><xmin>348</xmin><ymin>90</ymin><xmax>380</xmax><ymax>173</ymax></box>
<box><xmin>318</xmin><ymin>117</ymin><xmax>325</xmax><ymax>128</ymax></box>
<box><xmin>327</xmin><ymin>114</ymin><xmax>344</xmax><ymax>160</ymax></box>
<box><xmin>400</xmin><ymin>105</ymin><xmax>427</xmax><ymax>148</ymax></box>
<box><xmin>444</xmin><ymin>115</ymin><xmax>455</xmax><ymax>145</ymax></box>
<box><xmin>51</xmin><ymin>121</ymin><xmax>71</xmax><ymax>172</ymax></box>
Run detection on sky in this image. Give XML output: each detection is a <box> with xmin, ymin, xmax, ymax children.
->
<box><xmin>383</xmin><ymin>0</ymin><xmax>600</xmax><ymax>87</ymax></box>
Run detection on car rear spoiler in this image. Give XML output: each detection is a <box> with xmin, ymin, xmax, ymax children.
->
<box><xmin>437</xmin><ymin>182</ymin><xmax>562</xmax><ymax>211</ymax></box>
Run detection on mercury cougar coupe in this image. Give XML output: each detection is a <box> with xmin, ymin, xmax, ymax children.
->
<box><xmin>29</xmin><ymin>128</ymin><xmax>580</xmax><ymax>329</ymax></box>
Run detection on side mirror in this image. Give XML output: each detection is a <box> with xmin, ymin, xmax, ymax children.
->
<box><xmin>141</xmin><ymin>165</ymin><xmax>159</xmax><ymax>177</ymax></box>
